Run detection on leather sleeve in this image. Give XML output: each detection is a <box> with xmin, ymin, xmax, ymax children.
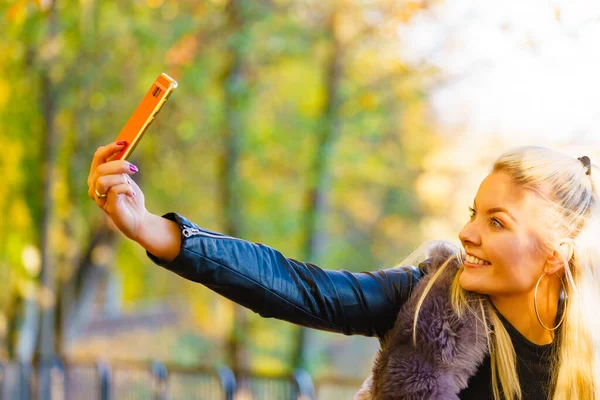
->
<box><xmin>147</xmin><ymin>213</ymin><xmax>425</xmax><ymax>338</ymax></box>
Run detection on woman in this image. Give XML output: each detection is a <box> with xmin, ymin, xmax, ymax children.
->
<box><xmin>88</xmin><ymin>143</ymin><xmax>598</xmax><ymax>399</ymax></box>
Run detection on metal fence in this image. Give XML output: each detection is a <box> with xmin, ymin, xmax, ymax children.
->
<box><xmin>0</xmin><ymin>359</ymin><xmax>364</xmax><ymax>400</ymax></box>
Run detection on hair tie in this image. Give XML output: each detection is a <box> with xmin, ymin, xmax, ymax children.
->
<box><xmin>578</xmin><ymin>156</ymin><xmax>592</xmax><ymax>176</ymax></box>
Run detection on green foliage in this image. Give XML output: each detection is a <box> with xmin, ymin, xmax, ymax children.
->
<box><xmin>0</xmin><ymin>0</ymin><xmax>438</xmax><ymax>376</ymax></box>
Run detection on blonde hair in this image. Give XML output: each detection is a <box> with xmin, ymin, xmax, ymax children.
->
<box><xmin>411</xmin><ymin>146</ymin><xmax>599</xmax><ymax>399</ymax></box>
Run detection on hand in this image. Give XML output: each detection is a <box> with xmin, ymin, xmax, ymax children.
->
<box><xmin>87</xmin><ymin>141</ymin><xmax>146</xmax><ymax>241</ymax></box>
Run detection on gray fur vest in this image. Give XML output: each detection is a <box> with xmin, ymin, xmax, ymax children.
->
<box><xmin>355</xmin><ymin>245</ymin><xmax>490</xmax><ymax>400</ymax></box>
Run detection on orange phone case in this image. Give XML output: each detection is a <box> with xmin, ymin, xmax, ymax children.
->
<box><xmin>114</xmin><ymin>73</ymin><xmax>178</xmax><ymax>161</ymax></box>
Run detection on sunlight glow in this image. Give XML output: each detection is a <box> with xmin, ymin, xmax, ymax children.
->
<box><xmin>398</xmin><ymin>0</ymin><xmax>600</xmax><ymax>144</ymax></box>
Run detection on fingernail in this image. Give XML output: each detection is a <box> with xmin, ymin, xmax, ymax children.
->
<box><xmin>129</xmin><ymin>164</ymin><xmax>139</xmax><ymax>173</ymax></box>
<box><xmin>117</xmin><ymin>141</ymin><xmax>127</xmax><ymax>146</ymax></box>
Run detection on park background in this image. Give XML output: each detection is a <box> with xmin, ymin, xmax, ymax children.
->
<box><xmin>1</xmin><ymin>0</ymin><xmax>600</xmax><ymax>398</ymax></box>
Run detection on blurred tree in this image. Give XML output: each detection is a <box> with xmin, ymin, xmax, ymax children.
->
<box><xmin>218</xmin><ymin>0</ymin><xmax>255</xmax><ymax>375</ymax></box>
<box><xmin>290</xmin><ymin>0</ymin><xmax>434</xmax><ymax>371</ymax></box>
<box><xmin>0</xmin><ymin>0</ymin><xmax>438</xmax><ymax>380</ymax></box>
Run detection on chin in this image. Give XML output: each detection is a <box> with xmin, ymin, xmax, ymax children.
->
<box><xmin>458</xmin><ymin>270</ymin><xmax>487</xmax><ymax>294</ymax></box>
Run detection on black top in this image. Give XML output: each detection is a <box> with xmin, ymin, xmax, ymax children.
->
<box><xmin>459</xmin><ymin>311</ymin><xmax>557</xmax><ymax>399</ymax></box>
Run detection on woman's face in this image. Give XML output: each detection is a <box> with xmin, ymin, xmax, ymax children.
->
<box><xmin>458</xmin><ymin>170</ymin><xmax>550</xmax><ymax>296</ymax></box>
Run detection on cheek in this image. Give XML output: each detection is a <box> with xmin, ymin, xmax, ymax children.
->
<box><xmin>459</xmin><ymin>264</ymin><xmax>532</xmax><ymax>294</ymax></box>
<box><xmin>488</xmin><ymin>240</ymin><xmax>545</xmax><ymax>291</ymax></box>
<box><xmin>488</xmin><ymin>232</ymin><xmax>538</xmax><ymax>268</ymax></box>
<box><xmin>459</xmin><ymin>239</ymin><xmax>543</xmax><ymax>294</ymax></box>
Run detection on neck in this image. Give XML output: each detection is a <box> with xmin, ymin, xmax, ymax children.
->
<box><xmin>490</xmin><ymin>278</ymin><xmax>561</xmax><ymax>345</ymax></box>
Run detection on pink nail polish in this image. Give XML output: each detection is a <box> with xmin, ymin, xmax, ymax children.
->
<box><xmin>129</xmin><ymin>164</ymin><xmax>139</xmax><ymax>173</ymax></box>
<box><xmin>117</xmin><ymin>141</ymin><xmax>127</xmax><ymax>146</ymax></box>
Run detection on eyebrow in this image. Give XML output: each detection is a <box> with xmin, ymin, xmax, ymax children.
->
<box><xmin>473</xmin><ymin>201</ymin><xmax>517</xmax><ymax>223</ymax></box>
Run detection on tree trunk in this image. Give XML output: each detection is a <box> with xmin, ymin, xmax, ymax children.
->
<box><xmin>56</xmin><ymin>0</ymin><xmax>121</xmax><ymax>353</ymax></box>
<box><xmin>37</xmin><ymin>71</ymin><xmax>59</xmax><ymax>363</ymax></box>
<box><xmin>293</xmin><ymin>10</ymin><xmax>343</xmax><ymax>371</ymax></box>
<box><xmin>35</xmin><ymin>4</ymin><xmax>60</xmax><ymax>399</ymax></box>
<box><xmin>219</xmin><ymin>0</ymin><xmax>250</xmax><ymax>374</ymax></box>
<box><xmin>57</xmin><ymin>223</ymin><xmax>116</xmax><ymax>350</ymax></box>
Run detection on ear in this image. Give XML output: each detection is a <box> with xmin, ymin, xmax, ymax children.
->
<box><xmin>544</xmin><ymin>240</ymin><xmax>573</xmax><ymax>274</ymax></box>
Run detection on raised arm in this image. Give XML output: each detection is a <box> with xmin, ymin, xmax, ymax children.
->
<box><xmin>88</xmin><ymin>142</ymin><xmax>424</xmax><ymax>339</ymax></box>
<box><xmin>146</xmin><ymin>213</ymin><xmax>425</xmax><ymax>338</ymax></box>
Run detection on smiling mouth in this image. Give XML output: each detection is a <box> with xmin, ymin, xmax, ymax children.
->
<box><xmin>464</xmin><ymin>254</ymin><xmax>491</xmax><ymax>267</ymax></box>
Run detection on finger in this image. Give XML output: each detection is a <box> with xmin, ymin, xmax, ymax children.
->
<box><xmin>107</xmin><ymin>182</ymin><xmax>136</xmax><ymax>198</ymax></box>
<box><xmin>89</xmin><ymin>160</ymin><xmax>138</xmax><ymax>199</ymax></box>
<box><xmin>96</xmin><ymin>160</ymin><xmax>139</xmax><ymax>178</ymax></box>
<box><xmin>125</xmin><ymin>176</ymin><xmax>141</xmax><ymax>192</ymax></box>
<box><xmin>95</xmin><ymin>174</ymin><xmax>131</xmax><ymax>198</ymax></box>
<box><xmin>91</xmin><ymin>141</ymin><xmax>128</xmax><ymax>171</ymax></box>
<box><xmin>87</xmin><ymin>142</ymin><xmax>128</xmax><ymax>193</ymax></box>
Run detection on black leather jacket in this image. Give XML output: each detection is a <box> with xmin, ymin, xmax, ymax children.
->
<box><xmin>148</xmin><ymin>213</ymin><xmax>425</xmax><ymax>339</ymax></box>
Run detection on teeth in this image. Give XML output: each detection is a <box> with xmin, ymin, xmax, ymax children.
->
<box><xmin>465</xmin><ymin>255</ymin><xmax>490</xmax><ymax>265</ymax></box>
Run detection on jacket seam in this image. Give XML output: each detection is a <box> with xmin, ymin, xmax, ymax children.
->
<box><xmin>182</xmin><ymin>247</ymin><xmax>340</xmax><ymax>330</ymax></box>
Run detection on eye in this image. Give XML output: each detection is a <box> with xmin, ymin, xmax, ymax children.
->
<box><xmin>491</xmin><ymin>218</ymin><xmax>503</xmax><ymax>228</ymax></box>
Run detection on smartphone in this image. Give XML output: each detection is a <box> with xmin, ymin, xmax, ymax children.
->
<box><xmin>113</xmin><ymin>73</ymin><xmax>178</xmax><ymax>161</ymax></box>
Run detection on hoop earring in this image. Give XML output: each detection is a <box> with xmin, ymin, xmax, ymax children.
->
<box><xmin>533</xmin><ymin>272</ymin><xmax>567</xmax><ymax>331</ymax></box>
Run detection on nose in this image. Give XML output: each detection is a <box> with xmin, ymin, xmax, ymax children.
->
<box><xmin>458</xmin><ymin>220</ymin><xmax>481</xmax><ymax>248</ymax></box>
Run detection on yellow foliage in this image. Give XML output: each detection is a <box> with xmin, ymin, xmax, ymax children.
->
<box><xmin>116</xmin><ymin>242</ymin><xmax>148</xmax><ymax>304</ymax></box>
<box><xmin>251</xmin><ymin>327</ymin><xmax>286</xmax><ymax>350</ymax></box>
<box><xmin>397</xmin><ymin>1</ymin><xmax>426</xmax><ymax>24</ymax></box>
<box><xmin>89</xmin><ymin>92</ymin><xmax>106</xmax><ymax>111</ymax></box>
<box><xmin>53</xmin><ymin>170</ymin><xmax>72</xmax><ymax>219</ymax></box>
<box><xmin>6</xmin><ymin>1</ymin><xmax>27</xmax><ymax>25</ymax></box>
<box><xmin>50</xmin><ymin>220</ymin><xmax>71</xmax><ymax>257</ymax></box>
<box><xmin>359</xmin><ymin>93</ymin><xmax>377</xmax><ymax>110</ymax></box>
<box><xmin>49</xmin><ymin>63</ymin><xmax>65</xmax><ymax>83</ymax></box>
<box><xmin>401</xmin><ymin>101</ymin><xmax>426</xmax><ymax>134</ymax></box>
<box><xmin>400</xmin><ymin>102</ymin><xmax>435</xmax><ymax>167</ymax></box>
<box><xmin>0</xmin><ymin>137</ymin><xmax>24</xmax><ymax>217</ymax></box>
<box><xmin>420</xmin><ymin>216</ymin><xmax>459</xmax><ymax>242</ymax></box>
<box><xmin>17</xmin><ymin>278</ymin><xmax>38</xmax><ymax>299</ymax></box>
<box><xmin>146</xmin><ymin>0</ymin><xmax>164</xmax><ymax>9</ymax></box>
<box><xmin>212</xmin><ymin>297</ymin><xmax>235</xmax><ymax>336</ymax></box>
<box><xmin>370</xmin><ymin>215</ymin><xmax>414</xmax><ymax>261</ymax></box>
<box><xmin>209</xmin><ymin>0</ymin><xmax>229</xmax><ymax>9</ymax></box>
<box><xmin>378</xmin><ymin>214</ymin><xmax>407</xmax><ymax>239</ymax></box>
<box><xmin>0</xmin><ymin>78</ymin><xmax>10</xmax><ymax>108</ymax></box>
<box><xmin>162</xmin><ymin>2</ymin><xmax>179</xmax><ymax>20</ymax></box>
<box><xmin>0</xmin><ymin>313</ymin><xmax>7</xmax><ymax>338</ymax></box>
<box><xmin>261</xmin><ymin>59</ymin><xmax>323</xmax><ymax>118</ymax></box>
<box><xmin>251</xmin><ymin>354</ymin><xmax>288</xmax><ymax>375</ymax></box>
<box><xmin>344</xmin><ymin>190</ymin><xmax>381</xmax><ymax>226</ymax></box>
<box><xmin>189</xmin><ymin>291</ymin><xmax>231</xmax><ymax>338</ymax></box>
<box><xmin>33</xmin><ymin>0</ymin><xmax>52</xmax><ymax>12</ymax></box>
<box><xmin>415</xmin><ymin>172</ymin><xmax>453</xmax><ymax>213</ymax></box>
<box><xmin>0</xmin><ymin>136</ymin><xmax>22</xmax><ymax>229</ymax></box>
<box><xmin>0</xmin><ymin>0</ymin><xmax>440</xmax><ymax>368</ymax></box>
<box><xmin>336</xmin><ymin>12</ymin><xmax>360</xmax><ymax>43</ymax></box>
<box><xmin>10</xmin><ymin>198</ymin><xmax>32</xmax><ymax>232</ymax></box>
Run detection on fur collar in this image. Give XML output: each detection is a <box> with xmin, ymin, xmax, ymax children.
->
<box><xmin>355</xmin><ymin>244</ymin><xmax>490</xmax><ymax>400</ymax></box>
